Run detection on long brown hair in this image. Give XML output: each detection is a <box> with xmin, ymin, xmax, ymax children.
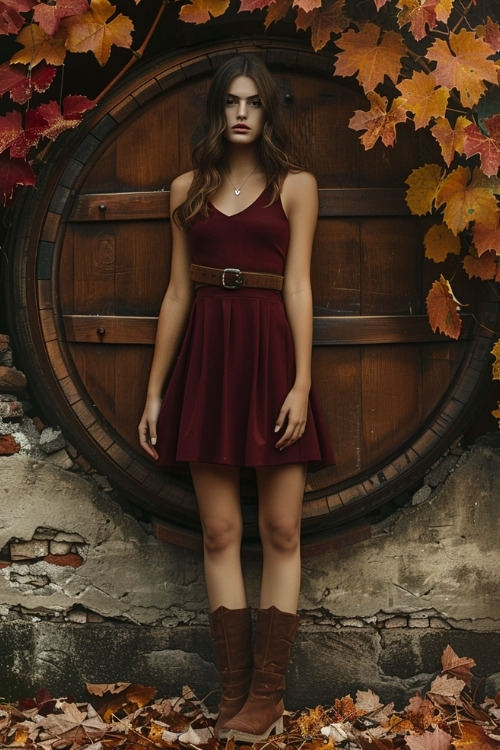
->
<box><xmin>174</xmin><ymin>55</ymin><xmax>300</xmax><ymax>228</ymax></box>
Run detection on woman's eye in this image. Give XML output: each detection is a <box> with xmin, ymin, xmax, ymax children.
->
<box><xmin>250</xmin><ymin>99</ymin><xmax>261</xmax><ymax>107</ymax></box>
<box><xmin>226</xmin><ymin>98</ymin><xmax>237</xmax><ymax>105</ymax></box>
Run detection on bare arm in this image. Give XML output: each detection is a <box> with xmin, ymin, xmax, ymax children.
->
<box><xmin>138</xmin><ymin>173</ymin><xmax>195</xmax><ymax>459</ymax></box>
<box><xmin>275</xmin><ymin>171</ymin><xmax>318</xmax><ymax>451</ymax></box>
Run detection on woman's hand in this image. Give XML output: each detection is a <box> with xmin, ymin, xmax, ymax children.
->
<box><xmin>274</xmin><ymin>386</ymin><xmax>309</xmax><ymax>451</ymax></box>
<box><xmin>138</xmin><ymin>396</ymin><xmax>162</xmax><ymax>460</ymax></box>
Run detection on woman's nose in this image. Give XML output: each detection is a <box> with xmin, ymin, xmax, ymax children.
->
<box><xmin>237</xmin><ymin>102</ymin><xmax>247</xmax><ymax>119</ymax></box>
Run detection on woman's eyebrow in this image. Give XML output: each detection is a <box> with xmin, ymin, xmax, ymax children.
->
<box><xmin>226</xmin><ymin>93</ymin><xmax>260</xmax><ymax>100</ymax></box>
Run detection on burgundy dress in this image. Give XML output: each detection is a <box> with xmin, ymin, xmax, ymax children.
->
<box><xmin>155</xmin><ymin>189</ymin><xmax>334</xmax><ymax>469</ymax></box>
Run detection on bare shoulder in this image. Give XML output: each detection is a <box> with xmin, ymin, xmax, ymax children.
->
<box><xmin>170</xmin><ymin>170</ymin><xmax>194</xmax><ymax>208</ymax></box>
<box><xmin>281</xmin><ymin>170</ymin><xmax>318</xmax><ymax>215</ymax></box>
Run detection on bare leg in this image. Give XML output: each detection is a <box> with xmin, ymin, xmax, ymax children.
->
<box><xmin>190</xmin><ymin>462</ymin><xmax>247</xmax><ymax>611</ymax></box>
<box><xmin>255</xmin><ymin>463</ymin><xmax>306</xmax><ymax>613</ymax></box>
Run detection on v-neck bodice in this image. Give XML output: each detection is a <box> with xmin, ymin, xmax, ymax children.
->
<box><xmin>189</xmin><ymin>190</ymin><xmax>290</xmax><ymax>275</ymax></box>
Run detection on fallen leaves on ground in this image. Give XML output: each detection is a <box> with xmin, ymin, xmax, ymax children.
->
<box><xmin>0</xmin><ymin>646</ymin><xmax>498</xmax><ymax>750</ymax></box>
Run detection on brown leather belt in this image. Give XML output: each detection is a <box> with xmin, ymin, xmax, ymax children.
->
<box><xmin>190</xmin><ymin>264</ymin><xmax>284</xmax><ymax>291</ymax></box>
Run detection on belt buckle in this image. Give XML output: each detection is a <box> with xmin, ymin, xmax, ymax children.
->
<box><xmin>222</xmin><ymin>267</ymin><xmax>243</xmax><ymax>289</ymax></box>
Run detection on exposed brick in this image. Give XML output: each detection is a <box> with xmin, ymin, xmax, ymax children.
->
<box><xmin>10</xmin><ymin>540</ymin><xmax>49</xmax><ymax>560</ymax></box>
<box><xmin>0</xmin><ymin>400</ymin><xmax>24</xmax><ymax>419</ymax></box>
<box><xmin>87</xmin><ymin>613</ymin><xmax>105</xmax><ymax>623</ymax></box>
<box><xmin>0</xmin><ymin>434</ymin><xmax>21</xmax><ymax>456</ymax></box>
<box><xmin>44</xmin><ymin>553</ymin><xmax>84</xmax><ymax>568</ymax></box>
<box><xmin>0</xmin><ymin>561</ymin><xmax>11</xmax><ymax>569</ymax></box>
<box><xmin>74</xmin><ymin>454</ymin><xmax>92</xmax><ymax>472</ymax></box>
<box><xmin>383</xmin><ymin>616</ymin><xmax>408</xmax><ymax>629</ymax></box>
<box><xmin>0</xmin><ymin>366</ymin><xmax>27</xmax><ymax>392</ymax></box>
<box><xmin>408</xmin><ymin>617</ymin><xmax>429</xmax><ymax>628</ymax></box>
<box><xmin>50</xmin><ymin>541</ymin><xmax>73</xmax><ymax>555</ymax></box>
<box><xmin>31</xmin><ymin>416</ymin><xmax>45</xmax><ymax>432</ymax></box>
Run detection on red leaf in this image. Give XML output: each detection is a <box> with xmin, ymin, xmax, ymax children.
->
<box><xmin>483</xmin><ymin>16</ymin><xmax>500</xmax><ymax>53</ymax></box>
<box><xmin>426</xmin><ymin>275</ymin><xmax>462</xmax><ymax>339</ymax></box>
<box><xmin>33</xmin><ymin>0</ymin><xmax>89</xmax><ymax>35</ymax></box>
<box><xmin>0</xmin><ymin>0</ymin><xmax>36</xmax><ymax>35</ymax></box>
<box><xmin>0</xmin><ymin>62</ymin><xmax>57</xmax><ymax>104</ymax></box>
<box><xmin>463</xmin><ymin>115</ymin><xmax>500</xmax><ymax>178</ymax></box>
<box><xmin>0</xmin><ymin>109</ymin><xmax>23</xmax><ymax>154</ymax></box>
<box><xmin>0</xmin><ymin>153</ymin><xmax>35</xmax><ymax>205</ymax></box>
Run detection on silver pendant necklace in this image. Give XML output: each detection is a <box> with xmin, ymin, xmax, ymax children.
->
<box><xmin>227</xmin><ymin>166</ymin><xmax>258</xmax><ymax>196</ymax></box>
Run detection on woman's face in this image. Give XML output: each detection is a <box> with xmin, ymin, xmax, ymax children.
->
<box><xmin>223</xmin><ymin>75</ymin><xmax>266</xmax><ymax>145</ymax></box>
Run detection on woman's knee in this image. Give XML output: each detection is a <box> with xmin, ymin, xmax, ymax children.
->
<box><xmin>260</xmin><ymin>517</ymin><xmax>300</xmax><ymax>554</ymax></box>
<box><xmin>202</xmin><ymin>515</ymin><xmax>242</xmax><ymax>554</ymax></box>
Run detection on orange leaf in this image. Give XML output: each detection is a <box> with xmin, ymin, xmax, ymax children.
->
<box><xmin>264</xmin><ymin>0</ymin><xmax>293</xmax><ymax>28</ymax></box>
<box><xmin>472</xmin><ymin>222</ymin><xmax>500</xmax><ymax>256</ymax></box>
<box><xmin>424</xmin><ymin>223</ymin><xmax>461</xmax><ymax>262</ymax></box>
<box><xmin>404</xmin><ymin>694</ymin><xmax>440</xmax><ymax>731</ymax></box>
<box><xmin>426</xmin><ymin>29</ymin><xmax>498</xmax><ymax>108</ymax></box>
<box><xmin>463</xmin><ymin>115</ymin><xmax>500</xmax><ymax>178</ymax></box>
<box><xmin>334</xmin><ymin>22</ymin><xmax>406</xmax><ymax>92</ymax></box>
<box><xmin>63</xmin><ymin>0</ymin><xmax>134</xmax><ymax>65</ymax></box>
<box><xmin>11</xmin><ymin>22</ymin><xmax>67</xmax><ymax>66</ymax></box>
<box><xmin>349</xmin><ymin>91</ymin><xmax>407</xmax><ymax>149</ymax></box>
<box><xmin>179</xmin><ymin>0</ymin><xmax>230</xmax><ymax>23</ymax></box>
<box><xmin>405</xmin><ymin>163</ymin><xmax>444</xmax><ymax>216</ymax></box>
<box><xmin>431</xmin><ymin>115</ymin><xmax>470</xmax><ymax>167</ymax></box>
<box><xmin>239</xmin><ymin>0</ymin><xmax>276</xmax><ymax>11</ymax></box>
<box><xmin>293</xmin><ymin>0</ymin><xmax>321</xmax><ymax>12</ymax></box>
<box><xmin>463</xmin><ymin>248</ymin><xmax>497</xmax><ymax>280</ymax></box>
<box><xmin>454</xmin><ymin>722</ymin><xmax>500</xmax><ymax>750</ymax></box>
<box><xmin>397</xmin><ymin>72</ymin><xmax>449</xmax><ymax>129</ymax></box>
<box><xmin>396</xmin><ymin>0</ymin><xmax>439</xmax><ymax>42</ymax></box>
<box><xmin>492</xmin><ymin>340</ymin><xmax>500</xmax><ymax>380</ymax></box>
<box><xmin>426</xmin><ymin>275</ymin><xmax>462</xmax><ymax>339</ymax></box>
<box><xmin>436</xmin><ymin>166</ymin><xmax>500</xmax><ymax>235</ymax></box>
<box><xmin>295</xmin><ymin>1</ymin><xmax>349</xmax><ymax>52</ymax></box>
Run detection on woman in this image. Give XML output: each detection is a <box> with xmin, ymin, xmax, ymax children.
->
<box><xmin>138</xmin><ymin>55</ymin><xmax>333</xmax><ymax>742</ymax></box>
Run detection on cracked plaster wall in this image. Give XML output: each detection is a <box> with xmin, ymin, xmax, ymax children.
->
<box><xmin>0</xmin><ymin>433</ymin><xmax>499</xmax><ymax>704</ymax></box>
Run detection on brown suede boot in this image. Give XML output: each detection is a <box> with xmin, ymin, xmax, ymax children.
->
<box><xmin>209</xmin><ymin>606</ymin><xmax>252</xmax><ymax>739</ymax></box>
<box><xmin>223</xmin><ymin>606</ymin><xmax>299</xmax><ymax>742</ymax></box>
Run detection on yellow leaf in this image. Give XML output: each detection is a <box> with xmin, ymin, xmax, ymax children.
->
<box><xmin>334</xmin><ymin>22</ymin><xmax>406</xmax><ymax>92</ymax></box>
<box><xmin>424</xmin><ymin>223</ymin><xmax>461</xmax><ymax>262</ymax></box>
<box><xmin>492</xmin><ymin>402</ymin><xmax>500</xmax><ymax>425</ymax></box>
<box><xmin>436</xmin><ymin>166</ymin><xmax>500</xmax><ymax>235</ymax></box>
<box><xmin>492</xmin><ymin>341</ymin><xmax>500</xmax><ymax>380</ymax></box>
<box><xmin>63</xmin><ymin>0</ymin><xmax>134</xmax><ymax>66</ymax></box>
<box><xmin>11</xmin><ymin>23</ymin><xmax>67</xmax><ymax>66</ymax></box>
<box><xmin>427</xmin><ymin>29</ymin><xmax>498</xmax><ymax>108</ymax></box>
<box><xmin>398</xmin><ymin>72</ymin><xmax>449</xmax><ymax>129</ymax></box>
<box><xmin>431</xmin><ymin>115</ymin><xmax>471</xmax><ymax>167</ymax></box>
<box><xmin>349</xmin><ymin>91</ymin><xmax>407</xmax><ymax>149</ymax></box>
<box><xmin>405</xmin><ymin>163</ymin><xmax>444</xmax><ymax>216</ymax></box>
<box><xmin>179</xmin><ymin>0</ymin><xmax>230</xmax><ymax>24</ymax></box>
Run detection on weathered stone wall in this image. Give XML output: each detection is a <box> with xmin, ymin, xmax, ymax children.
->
<box><xmin>0</xmin><ymin>333</ymin><xmax>499</xmax><ymax>708</ymax></box>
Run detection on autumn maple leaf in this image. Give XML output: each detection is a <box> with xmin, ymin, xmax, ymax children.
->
<box><xmin>63</xmin><ymin>0</ymin><xmax>134</xmax><ymax>66</ymax></box>
<box><xmin>463</xmin><ymin>248</ymin><xmax>497</xmax><ymax>281</ymax></box>
<box><xmin>0</xmin><ymin>0</ymin><xmax>36</xmax><ymax>35</ymax></box>
<box><xmin>463</xmin><ymin>115</ymin><xmax>500</xmax><ymax>178</ymax></box>
<box><xmin>0</xmin><ymin>153</ymin><xmax>35</xmax><ymax>205</ymax></box>
<box><xmin>424</xmin><ymin>223</ymin><xmax>461</xmax><ymax>262</ymax></box>
<box><xmin>436</xmin><ymin>166</ymin><xmax>500</xmax><ymax>235</ymax></box>
<box><xmin>263</xmin><ymin>0</ymin><xmax>293</xmax><ymax>28</ymax></box>
<box><xmin>334</xmin><ymin>22</ymin><xmax>407</xmax><ymax>92</ymax></box>
<box><xmin>179</xmin><ymin>0</ymin><xmax>230</xmax><ymax>24</ymax></box>
<box><xmin>472</xmin><ymin>222</ymin><xmax>500</xmax><ymax>256</ymax></box>
<box><xmin>405</xmin><ymin>163</ymin><xmax>444</xmax><ymax>216</ymax></box>
<box><xmin>426</xmin><ymin>29</ymin><xmax>498</xmax><ymax>108</ymax></box>
<box><xmin>26</xmin><ymin>95</ymin><xmax>95</xmax><ymax>143</ymax></box>
<box><xmin>406</xmin><ymin>725</ymin><xmax>453</xmax><ymax>750</ymax></box>
<box><xmin>431</xmin><ymin>115</ymin><xmax>471</xmax><ymax>167</ymax></box>
<box><xmin>239</xmin><ymin>0</ymin><xmax>276</xmax><ymax>10</ymax></box>
<box><xmin>441</xmin><ymin>645</ymin><xmax>476</xmax><ymax>688</ymax></box>
<box><xmin>33</xmin><ymin>0</ymin><xmax>89</xmax><ymax>35</ymax></box>
<box><xmin>397</xmin><ymin>72</ymin><xmax>449</xmax><ymax>130</ymax></box>
<box><xmin>396</xmin><ymin>0</ymin><xmax>438</xmax><ymax>42</ymax></box>
<box><xmin>11</xmin><ymin>22</ymin><xmax>67</xmax><ymax>66</ymax></box>
<box><xmin>492</xmin><ymin>341</ymin><xmax>500</xmax><ymax>380</ymax></box>
<box><xmin>0</xmin><ymin>110</ymin><xmax>23</xmax><ymax>155</ymax></box>
<box><xmin>483</xmin><ymin>16</ymin><xmax>500</xmax><ymax>53</ymax></box>
<box><xmin>0</xmin><ymin>62</ymin><xmax>56</xmax><ymax>105</ymax></box>
<box><xmin>349</xmin><ymin>91</ymin><xmax>407</xmax><ymax>149</ymax></box>
<box><xmin>426</xmin><ymin>275</ymin><xmax>462</xmax><ymax>339</ymax></box>
<box><xmin>295</xmin><ymin>1</ymin><xmax>349</xmax><ymax>52</ymax></box>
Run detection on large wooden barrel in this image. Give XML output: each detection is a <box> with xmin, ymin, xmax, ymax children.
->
<box><xmin>5</xmin><ymin>39</ymin><xmax>499</xmax><ymax>550</ymax></box>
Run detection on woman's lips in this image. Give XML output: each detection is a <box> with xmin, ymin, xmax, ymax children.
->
<box><xmin>232</xmin><ymin>124</ymin><xmax>250</xmax><ymax>131</ymax></box>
